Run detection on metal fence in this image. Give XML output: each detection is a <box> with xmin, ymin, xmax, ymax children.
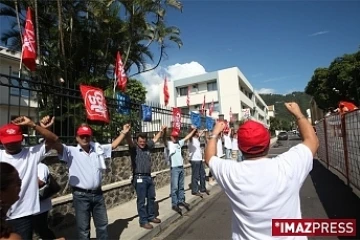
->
<box><xmin>0</xmin><ymin>71</ymin><xmax>208</xmax><ymax>146</ymax></box>
<box><xmin>315</xmin><ymin>109</ymin><xmax>360</xmax><ymax>192</ymax></box>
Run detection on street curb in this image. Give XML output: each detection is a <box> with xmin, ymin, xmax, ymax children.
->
<box><xmin>137</xmin><ymin>186</ymin><xmax>222</xmax><ymax>240</ymax></box>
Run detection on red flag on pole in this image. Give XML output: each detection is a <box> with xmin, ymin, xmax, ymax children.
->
<box><xmin>209</xmin><ymin>99</ymin><xmax>214</xmax><ymax>116</ymax></box>
<box><xmin>186</xmin><ymin>86</ymin><xmax>191</xmax><ymax>107</ymax></box>
<box><xmin>163</xmin><ymin>77</ymin><xmax>170</xmax><ymax>106</ymax></box>
<box><xmin>21</xmin><ymin>7</ymin><xmax>36</xmax><ymax>71</ymax></box>
<box><xmin>201</xmin><ymin>95</ymin><xmax>206</xmax><ymax>115</ymax></box>
<box><xmin>115</xmin><ymin>51</ymin><xmax>127</xmax><ymax>92</ymax></box>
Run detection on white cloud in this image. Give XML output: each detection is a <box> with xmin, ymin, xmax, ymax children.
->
<box><xmin>309</xmin><ymin>30</ymin><xmax>329</xmax><ymax>37</ymax></box>
<box><xmin>138</xmin><ymin>61</ymin><xmax>207</xmax><ymax>102</ymax></box>
<box><xmin>256</xmin><ymin>88</ymin><xmax>276</xmax><ymax>94</ymax></box>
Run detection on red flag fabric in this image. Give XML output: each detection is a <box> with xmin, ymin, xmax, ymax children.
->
<box><xmin>163</xmin><ymin>77</ymin><xmax>170</xmax><ymax>106</ymax></box>
<box><xmin>172</xmin><ymin>107</ymin><xmax>181</xmax><ymax>136</ymax></box>
<box><xmin>80</xmin><ymin>85</ymin><xmax>109</xmax><ymax>123</ymax></box>
<box><xmin>115</xmin><ymin>51</ymin><xmax>127</xmax><ymax>92</ymax></box>
<box><xmin>338</xmin><ymin>101</ymin><xmax>358</xmax><ymax>115</ymax></box>
<box><xmin>186</xmin><ymin>86</ymin><xmax>191</xmax><ymax>107</ymax></box>
<box><xmin>201</xmin><ymin>95</ymin><xmax>206</xmax><ymax>115</ymax></box>
<box><xmin>209</xmin><ymin>99</ymin><xmax>214</xmax><ymax>116</ymax></box>
<box><xmin>22</xmin><ymin>7</ymin><xmax>36</xmax><ymax>71</ymax></box>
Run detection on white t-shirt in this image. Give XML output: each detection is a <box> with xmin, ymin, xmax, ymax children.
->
<box><xmin>60</xmin><ymin>143</ymin><xmax>112</xmax><ymax>190</ymax></box>
<box><xmin>209</xmin><ymin>143</ymin><xmax>313</xmax><ymax>240</ymax></box>
<box><xmin>232</xmin><ymin>138</ymin><xmax>239</xmax><ymax>151</ymax></box>
<box><xmin>188</xmin><ymin>137</ymin><xmax>202</xmax><ymax>161</ymax></box>
<box><xmin>0</xmin><ymin>143</ymin><xmax>46</xmax><ymax>219</ymax></box>
<box><xmin>217</xmin><ymin>138</ymin><xmax>224</xmax><ymax>157</ymax></box>
<box><xmin>35</xmin><ymin>163</ymin><xmax>52</xmax><ymax>214</ymax></box>
<box><xmin>224</xmin><ymin>134</ymin><xmax>232</xmax><ymax>150</ymax></box>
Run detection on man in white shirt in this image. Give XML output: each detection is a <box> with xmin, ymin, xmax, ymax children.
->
<box><xmin>204</xmin><ymin>102</ymin><xmax>319</xmax><ymax>240</ymax></box>
<box><xmin>33</xmin><ymin>162</ymin><xmax>64</xmax><ymax>240</ymax></box>
<box><xmin>166</xmin><ymin>127</ymin><xmax>197</xmax><ymax>214</ymax></box>
<box><xmin>223</xmin><ymin>130</ymin><xmax>232</xmax><ymax>159</ymax></box>
<box><xmin>56</xmin><ymin>124</ymin><xmax>129</xmax><ymax>240</ymax></box>
<box><xmin>0</xmin><ymin>116</ymin><xmax>60</xmax><ymax>240</ymax></box>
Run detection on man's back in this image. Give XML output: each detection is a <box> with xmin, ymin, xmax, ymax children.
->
<box><xmin>210</xmin><ymin>143</ymin><xmax>313</xmax><ymax>240</ymax></box>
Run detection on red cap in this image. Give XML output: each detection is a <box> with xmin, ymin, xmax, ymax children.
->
<box><xmin>237</xmin><ymin>120</ymin><xmax>270</xmax><ymax>154</ymax></box>
<box><xmin>0</xmin><ymin>124</ymin><xmax>23</xmax><ymax>144</ymax></box>
<box><xmin>171</xmin><ymin>131</ymin><xmax>179</xmax><ymax>137</ymax></box>
<box><xmin>76</xmin><ymin>126</ymin><xmax>93</xmax><ymax>136</ymax></box>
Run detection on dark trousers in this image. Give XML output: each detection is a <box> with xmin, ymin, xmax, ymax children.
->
<box><xmin>33</xmin><ymin>211</ymin><xmax>56</xmax><ymax>240</ymax></box>
<box><xmin>7</xmin><ymin>215</ymin><xmax>33</xmax><ymax>240</ymax></box>
<box><xmin>72</xmin><ymin>190</ymin><xmax>108</xmax><ymax>240</ymax></box>
<box><xmin>133</xmin><ymin>175</ymin><xmax>156</xmax><ymax>225</ymax></box>
<box><xmin>190</xmin><ymin>161</ymin><xmax>206</xmax><ymax>194</ymax></box>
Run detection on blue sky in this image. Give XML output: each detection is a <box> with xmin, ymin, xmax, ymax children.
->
<box><xmin>146</xmin><ymin>0</ymin><xmax>360</xmax><ymax>95</ymax></box>
<box><xmin>1</xmin><ymin>1</ymin><xmax>359</xmax><ymax>98</ymax></box>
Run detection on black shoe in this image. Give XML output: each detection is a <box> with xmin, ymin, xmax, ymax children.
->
<box><xmin>178</xmin><ymin>202</ymin><xmax>190</xmax><ymax>211</ymax></box>
<box><xmin>192</xmin><ymin>192</ymin><xmax>203</xmax><ymax>197</ymax></box>
<box><xmin>172</xmin><ymin>205</ymin><xmax>182</xmax><ymax>214</ymax></box>
<box><xmin>200</xmin><ymin>189</ymin><xmax>210</xmax><ymax>195</ymax></box>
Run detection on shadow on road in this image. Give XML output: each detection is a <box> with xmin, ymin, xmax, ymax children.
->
<box><xmin>108</xmin><ymin>215</ymin><xmax>138</xmax><ymax>240</ymax></box>
<box><xmin>310</xmin><ymin>160</ymin><xmax>360</xmax><ymax>239</ymax></box>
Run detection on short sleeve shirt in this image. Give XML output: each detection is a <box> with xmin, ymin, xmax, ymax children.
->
<box><xmin>130</xmin><ymin>140</ymin><xmax>155</xmax><ymax>174</ymax></box>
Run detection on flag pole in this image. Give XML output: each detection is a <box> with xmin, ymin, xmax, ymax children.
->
<box><xmin>18</xmin><ymin>47</ymin><xmax>23</xmax><ymax>79</ymax></box>
<box><xmin>112</xmin><ymin>77</ymin><xmax>117</xmax><ymax>99</ymax></box>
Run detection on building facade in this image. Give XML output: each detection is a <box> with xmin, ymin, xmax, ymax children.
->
<box><xmin>0</xmin><ymin>47</ymin><xmax>39</xmax><ymax>127</ymax></box>
<box><xmin>159</xmin><ymin>67</ymin><xmax>270</xmax><ymax>127</ymax></box>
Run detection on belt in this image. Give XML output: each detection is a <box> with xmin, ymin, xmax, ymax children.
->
<box><xmin>171</xmin><ymin>166</ymin><xmax>183</xmax><ymax>169</ymax></box>
<box><xmin>72</xmin><ymin>186</ymin><xmax>102</xmax><ymax>194</ymax></box>
<box><xmin>134</xmin><ymin>173</ymin><xmax>151</xmax><ymax>176</ymax></box>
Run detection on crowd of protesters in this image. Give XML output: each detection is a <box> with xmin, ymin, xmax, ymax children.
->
<box><xmin>0</xmin><ymin>102</ymin><xmax>310</xmax><ymax>240</ymax></box>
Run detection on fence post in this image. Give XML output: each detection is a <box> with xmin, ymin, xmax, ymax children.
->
<box><xmin>323</xmin><ymin>118</ymin><xmax>330</xmax><ymax>168</ymax></box>
<box><xmin>340</xmin><ymin>114</ymin><xmax>351</xmax><ymax>185</ymax></box>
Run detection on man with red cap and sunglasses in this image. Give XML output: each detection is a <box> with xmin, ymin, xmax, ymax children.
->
<box><xmin>205</xmin><ymin>102</ymin><xmax>319</xmax><ymax>240</ymax></box>
<box><xmin>55</xmin><ymin>123</ymin><xmax>130</xmax><ymax>240</ymax></box>
<box><xmin>0</xmin><ymin>115</ymin><xmax>60</xmax><ymax>240</ymax></box>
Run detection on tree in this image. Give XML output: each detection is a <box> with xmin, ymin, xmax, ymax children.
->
<box><xmin>305</xmin><ymin>50</ymin><xmax>360</xmax><ymax>110</ymax></box>
<box><xmin>0</xmin><ymin>0</ymin><xmax>183</xmax><ymax>142</ymax></box>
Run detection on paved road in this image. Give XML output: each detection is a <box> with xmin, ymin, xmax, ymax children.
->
<box><xmin>154</xmin><ymin>136</ymin><xmax>360</xmax><ymax>240</ymax></box>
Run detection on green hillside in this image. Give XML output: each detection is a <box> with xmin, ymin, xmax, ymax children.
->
<box><xmin>260</xmin><ymin>91</ymin><xmax>312</xmax><ymax>127</ymax></box>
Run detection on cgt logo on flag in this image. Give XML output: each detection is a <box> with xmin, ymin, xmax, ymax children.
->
<box><xmin>272</xmin><ymin>219</ymin><xmax>356</xmax><ymax>237</ymax></box>
<box><xmin>80</xmin><ymin>85</ymin><xmax>109</xmax><ymax>123</ymax></box>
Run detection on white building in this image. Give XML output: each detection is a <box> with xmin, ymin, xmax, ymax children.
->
<box><xmin>159</xmin><ymin>67</ymin><xmax>270</xmax><ymax>127</ymax></box>
<box><xmin>0</xmin><ymin>47</ymin><xmax>39</xmax><ymax>127</ymax></box>
<box><xmin>268</xmin><ymin>105</ymin><xmax>275</xmax><ymax>118</ymax></box>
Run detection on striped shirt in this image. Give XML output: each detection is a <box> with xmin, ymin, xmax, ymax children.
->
<box><xmin>129</xmin><ymin>140</ymin><xmax>155</xmax><ymax>174</ymax></box>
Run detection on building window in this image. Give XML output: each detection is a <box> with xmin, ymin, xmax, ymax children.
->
<box><xmin>178</xmin><ymin>87</ymin><xmax>188</xmax><ymax>96</ymax></box>
<box><xmin>10</xmin><ymin>71</ymin><xmax>30</xmax><ymax>97</ymax></box>
<box><xmin>213</xmin><ymin>102</ymin><xmax>220</xmax><ymax>112</ymax></box>
<box><xmin>207</xmin><ymin>82</ymin><xmax>217</xmax><ymax>91</ymax></box>
<box><xmin>181</xmin><ymin>107</ymin><xmax>189</xmax><ymax>113</ymax></box>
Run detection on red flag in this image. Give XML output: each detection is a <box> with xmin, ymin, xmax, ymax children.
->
<box><xmin>172</xmin><ymin>107</ymin><xmax>181</xmax><ymax>136</ymax></box>
<box><xmin>209</xmin><ymin>99</ymin><xmax>214</xmax><ymax>116</ymax></box>
<box><xmin>201</xmin><ymin>95</ymin><xmax>206</xmax><ymax>115</ymax></box>
<box><xmin>163</xmin><ymin>77</ymin><xmax>170</xmax><ymax>106</ymax></box>
<box><xmin>115</xmin><ymin>51</ymin><xmax>127</xmax><ymax>92</ymax></box>
<box><xmin>22</xmin><ymin>7</ymin><xmax>36</xmax><ymax>71</ymax></box>
<box><xmin>80</xmin><ymin>85</ymin><xmax>109</xmax><ymax>123</ymax></box>
<box><xmin>186</xmin><ymin>86</ymin><xmax>191</xmax><ymax>107</ymax></box>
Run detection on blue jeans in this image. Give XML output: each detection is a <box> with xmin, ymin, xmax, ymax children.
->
<box><xmin>7</xmin><ymin>215</ymin><xmax>33</xmax><ymax>240</ymax></box>
<box><xmin>171</xmin><ymin>166</ymin><xmax>185</xmax><ymax>206</ymax></box>
<box><xmin>72</xmin><ymin>190</ymin><xmax>108</xmax><ymax>240</ymax></box>
<box><xmin>133</xmin><ymin>176</ymin><xmax>156</xmax><ymax>225</ymax></box>
<box><xmin>190</xmin><ymin>161</ymin><xmax>206</xmax><ymax>194</ymax></box>
<box><xmin>225</xmin><ymin>148</ymin><xmax>232</xmax><ymax>159</ymax></box>
<box><xmin>238</xmin><ymin>150</ymin><xmax>244</xmax><ymax>161</ymax></box>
